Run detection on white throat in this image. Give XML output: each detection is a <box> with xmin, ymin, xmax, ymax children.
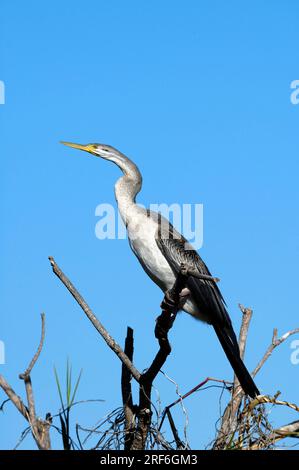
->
<box><xmin>111</xmin><ymin>154</ymin><xmax>143</xmax><ymax>225</ymax></box>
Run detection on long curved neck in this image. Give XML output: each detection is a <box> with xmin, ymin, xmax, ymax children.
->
<box><xmin>113</xmin><ymin>155</ymin><xmax>143</xmax><ymax>225</ymax></box>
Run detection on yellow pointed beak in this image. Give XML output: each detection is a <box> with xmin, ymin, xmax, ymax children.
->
<box><xmin>60</xmin><ymin>141</ymin><xmax>95</xmax><ymax>154</ymax></box>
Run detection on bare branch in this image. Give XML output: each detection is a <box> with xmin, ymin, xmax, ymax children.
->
<box><xmin>121</xmin><ymin>327</ymin><xmax>135</xmax><ymax>450</ymax></box>
<box><xmin>213</xmin><ymin>305</ymin><xmax>254</xmax><ymax>449</ymax></box>
<box><xmin>159</xmin><ymin>376</ymin><xmax>231</xmax><ymax>435</ymax></box>
<box><xmin>22</xmin><ymin>376</ymin><xmax>37</xmax><ymax>432</ymax></box>
<box><xmin>243</xmin><ymin>395</ymin><xmax>299</xmax><ymax>414</ymax></box>
<box><xmin>0</xmin><ymin>314</ymin><xmax>51</xmax><ymax>450</ymax></box>
<box><xmin>166</xmin><ymin>408</ymin><xmax>185</xmax><ymax>449</ymax></box>
<box><xmin>252</xmin><ymin>327</ymin><xmax>299</xmax><ymax>378</ymax></box>
<box><xmin>17</xmin><ymin>313</ymin><xmax>51</xmax><ymax>450</ymax></box>
<box><xmin>18</xmin><ymin>314</ymin><xmax>46</xmax><ymax>436</ymax></box>
<box><xmin>0</xmin><ymin>375</ymin><xmax>28</xmax><ymax>420</ymax></box>
<box><xmin>130</xmin><ymin>271</ymin><xmax>189</xmax><ymax>450</ymax></box>
<box><xmin>19</xmin><ymin>313</ymin><xmax>45</xmax><ymax>379</ymax></box>
<box><xmin>238</xmin><ymin>304</ymin><xmax>253</xmax><ymax>361</ymax></box>
<box><xmin>249</xmin><ymin>420</ymin><xmax>299</xmax><ymax>449</ymax></box>
<box><xmin>48</xmin><ymin>256</ymin><xmax>141</xmax><ymax>383</ymax></box>
<box><xmin>269</xmin><ymin>420</ymin><xmax>299</xmax><ymax>442</ymax></box>
<box><xmin>18</xmin><ymin>313</ymin><xmax>46</xmax><ymax>439</ymax></box>
<box><xmin>49</xmin><ymin>256</ymin><xmax>187</xmax><ymax>450</ymax></box>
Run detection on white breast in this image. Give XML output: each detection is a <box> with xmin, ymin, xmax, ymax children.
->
<box><xmin>126</xmin><ymin>210</ymin><xmax>176</xmax><ymax>292</ymax></box>
<box><xmin>124</xmin><ymin>207</ymin><xmax>202</xmax><ymax>321</ymax></box>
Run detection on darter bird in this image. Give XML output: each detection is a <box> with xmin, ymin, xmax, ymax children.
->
<box><xmin>61</xmin><ymin>141</ymin><xmax>260</xmax><ymax>398</ymax></box>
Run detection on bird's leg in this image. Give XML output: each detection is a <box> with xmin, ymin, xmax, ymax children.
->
<box><xmin>155</xmin><ymin>264</ymin><xmax>219</xmax><ymax>340</ymax></box>
<box><xmin>155</xmin><ymin>295</ymin><xmax>177</xmax><ymax>340</ymax></box>
<box><xmin>155</xmin><ymin>271</ymin><xmax>188</xmax><ymax>340</ymax></box>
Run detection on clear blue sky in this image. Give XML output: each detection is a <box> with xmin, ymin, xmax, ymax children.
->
<box><xmin>1</xmin><ymin>0</ymin><xmax>299</xmax><ymax>450</ymax></box>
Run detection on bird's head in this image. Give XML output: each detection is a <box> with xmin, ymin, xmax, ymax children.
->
<box><xmin>60</xmin><ymin>141</ymin><xmax>122</xmax><ymax>162</ymax></box>
<box><xmin>60</xmin><ymin>140</ymin><xmax>141</xmax><ymax>182</ymax></box>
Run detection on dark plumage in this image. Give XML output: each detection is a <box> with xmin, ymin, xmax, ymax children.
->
<box><xmin>156</xmin><ymin>221</ymin><xmax>260</xmax><ymax>398</ymax></box>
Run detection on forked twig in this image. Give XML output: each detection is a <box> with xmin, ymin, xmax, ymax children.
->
<box><xmin>0</xmin><ymin>314</ymin><xmax>51</xmax><ymax>450</ymax></box>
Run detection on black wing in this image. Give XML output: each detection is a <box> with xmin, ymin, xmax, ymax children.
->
<box><xmin>155</xmin><ymin>221</ymin><xmax>235</xmax><ymax>339</ymax></box>
<box><xmin>155</xmin><ymin>218</ymin><xmax>260</xmax><ymax>398</ymax></box>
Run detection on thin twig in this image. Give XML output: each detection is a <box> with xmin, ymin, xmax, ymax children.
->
<box><xmin>166</xmin><ymin>408</ymin><xmax>185</xmax><ymax>449</ymax></box>
<box><xmin>0</xmin><ymin>398</ymin><xmax>10</xmax><ymax>412</ymax></box>
<box><xmin>0</xmin><ymin>315</ymin><xmax>47</xmax><ymax>430</ymax></box>
<box><xmin>252</xmin><ymin>327</ymin><xmax>299</xmax><ymax>378</ymax></box>
<box><xmin>17</xmin><ymin>313</ymin><xmax>51</xmax><ymax>450</ymax></box>
<box><xmin>249</xmin><ymin>420</ymin><xmax>299</xmax><ymax>449</ymax></box>
<box><xmin>19</xmin><ymin>313</ymin><xmax>45</xmax><ymax>379</ymax></box>
<box><xmin>159</xmin><ymin>377</ymin><xmax>231</xmax><ymax>432</ymax></box>
<box><xmin>243</xmin><ymin>395</ymin><xmax>299</xmax><ymax>414</ymax></box>
<box><xmin>19</xmin><ymin>313</ymin><xmax>46</xmax><ymax>442</ymax></box>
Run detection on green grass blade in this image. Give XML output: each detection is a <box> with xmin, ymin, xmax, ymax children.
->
<box><xmin>66</xmin><ymin>358</ymin><xmax>71</xmax><ymax>407</ymax></box>
<box><xmin>54</xmin><ymin>366</ymin><xmax>64</xmax><ymax>410</ymax></box>
<box><xmin>70</xmin><ymin>369</ymin><xmax>83</xmax><ymax>407</ymax></box>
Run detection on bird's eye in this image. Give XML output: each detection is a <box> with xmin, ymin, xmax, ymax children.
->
<box><xmin>103</xmin><ymin>148</ymin><xmax>109</xmax><ymax>152</ymax></box>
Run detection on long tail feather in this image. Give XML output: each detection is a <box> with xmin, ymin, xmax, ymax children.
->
<box><xmin>213</xmin><ymin>323</ymin><xmax>260</xmax><ymax>398</ymax></box>
<box><xmin>187</xmin><ymin>276</ymin><xmax>260</xmax><ymax>398</ymax></box>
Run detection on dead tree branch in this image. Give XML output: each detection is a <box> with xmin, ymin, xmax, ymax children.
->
<box><xmin>252</xmin><ymin>327</ymin><xmax>299</xmax><ymax>378</ymax></box>
<box><xmin>158</xmin><ymin>376</ymin><xmax>231</xmax><ymax>449</ymax></box>
<box><xmin>0</xmin><ymin>375</ymin><xmax>28</xmax><ymax>420</ymax></box>
<box><xmin>238</xmin><ymin>304</ymin><xmax>253</xmax><ymax>361</ymax></box>
<box><xmin>214</xmin><ymin>306</ymin><xmax>299</xmax><ymax>450</ymax></box>
<box><xmin>49</xmin><ymin>256</ymin><xmax>141</xmax><ymax>383</ymax></box>
<box><xmin>19</xmin><ymin>313</ymin><xmax>45</xmax><ymax>379</ymax></box>
<box><xmin>48</xmin><ymin>257</ymin><xmax>190</xmax><ymax>450</ymax></box>
<box><xmin>243</xmin><ymin>395</ymin><xmax>299</xmax><ymax>414</ymax></box>
<box><xmin>129</xmin><ymin>271</ymin><xmax>188</xmax><ymax>450</ymax></box>
<box><xmin>213</xmin><ymin>305</ymin><xmax>253</xmax><ymax>449</ymax></box>
<box><xmin>0</xmin><ymin>313</ymin><xmax>51</xmax><ymax>450</ymax></box>
<box><xmin>121</xmin><ymin>327</ymin><xmax>135</xmax><ymax>450</ymax></box>
<box><xmin>49</xmin><ymin>256</ymin><xmax>299</xmax><ymax>451</ymax></box>
<box><xmin>249</xmin><ymin>420</ymin><xmax>299</xmax><ymax>449</ymax></box>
